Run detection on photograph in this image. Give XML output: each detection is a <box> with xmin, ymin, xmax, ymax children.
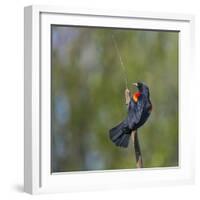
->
<box><xmin>51</xmin><ymin>25</ymin><xmax>179</xmax><ymax>173</ymax></box>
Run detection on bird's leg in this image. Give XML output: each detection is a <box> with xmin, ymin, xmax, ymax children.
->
<box><xmin>131</xmin><ymin>130</ymin><xmax>143</xmax><ymax>168</ymax></box>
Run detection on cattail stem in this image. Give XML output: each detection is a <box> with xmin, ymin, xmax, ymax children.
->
<box><xmin>131</xmin><ymin>130</ymin><xmax>143</xmax><ymax>168</ymax></box>
<box><xmin>125</xmin><ymin>88</ymin><xmax>143</xmax><ymax>168</ymax></box>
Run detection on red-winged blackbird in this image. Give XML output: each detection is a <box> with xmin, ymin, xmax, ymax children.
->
<box><xmin>109</xmin><ymin>82</ymin><xmax>152</xmax><ymax>148</ymax></box>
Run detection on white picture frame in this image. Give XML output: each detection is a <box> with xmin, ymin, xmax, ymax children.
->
<box><xmin>24</xmin><ymin>5</ymin><xmax>195</xmax><ymax>194</ymax></box>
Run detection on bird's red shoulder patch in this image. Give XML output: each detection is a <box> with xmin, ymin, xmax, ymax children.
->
<box><xmin>132</xmin><ymin>92</ymin><xmax>141</xmax><ymax>103</ymax></box>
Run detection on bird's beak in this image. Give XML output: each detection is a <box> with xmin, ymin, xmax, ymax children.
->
<box><xmin>132</xmin><ymin>83</ymin><xmax>138</xmax><ymax>87</ymax></box>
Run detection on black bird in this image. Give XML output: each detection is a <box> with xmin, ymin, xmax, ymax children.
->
<box><xmin>109</xmin><ymin>82</ymin><xmax>152</xmax><ymax>148</ymax></box>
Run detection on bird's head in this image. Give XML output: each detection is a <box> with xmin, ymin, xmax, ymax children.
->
<box><xmin>132</xmin><ymin>82</ymin><xmax>143</xmax><ymax>91</ymax></box>
<box><xmin>132</xmin><ymin>82</ymin><xmax>150</xmax><ymax>98</ymax></box>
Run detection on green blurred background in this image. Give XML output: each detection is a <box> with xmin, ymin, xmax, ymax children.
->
<box><xmin>51</xmin><ymin>25</ymin><xmax>178</xmax><ymax>172</ymax></box>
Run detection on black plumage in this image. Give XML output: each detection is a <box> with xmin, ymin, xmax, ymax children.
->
<box><xmin>109</xmin><ymin>82</ymin><xmax>152</xmax><ymax>148</ymax></box>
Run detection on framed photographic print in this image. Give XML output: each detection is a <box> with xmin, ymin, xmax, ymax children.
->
<box><xmin>24</xmin><ymin>5</ymin><xmax>195</xmax><ymax>194</ymax></box>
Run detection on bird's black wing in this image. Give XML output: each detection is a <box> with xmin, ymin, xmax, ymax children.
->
<box><xmin>127</xmin><ymin>95</ymin><xmax>146</xmax><ymax>129</ymax></box>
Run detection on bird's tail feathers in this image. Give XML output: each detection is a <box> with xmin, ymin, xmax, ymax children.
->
<box><xmin>109</xmin><ymin>121</ymin><xmax>131</xmax><ymax>148</ymax></box>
